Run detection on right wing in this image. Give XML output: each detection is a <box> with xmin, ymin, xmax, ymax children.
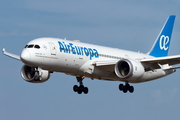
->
<box><xmin>2</xmin><ymin>48</ymin><xmax>21</xmax><ymax>60</ymax></box>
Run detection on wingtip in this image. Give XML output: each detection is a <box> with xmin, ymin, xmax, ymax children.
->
<box><xmin>2</xmin><ymin>48</ymin><xmax>5</xmax><ymax>53</ymax></box>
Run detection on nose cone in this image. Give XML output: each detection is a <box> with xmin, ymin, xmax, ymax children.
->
<box><xmin>20</xmin><ymin>49</ymin><xmax>31</xmax><ymax>63</ymax></box>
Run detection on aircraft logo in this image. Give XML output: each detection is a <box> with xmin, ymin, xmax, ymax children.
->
<box><xmin>159</xmin><ymin>35</ymin><xmax>169</xmax><ymax>51</ymax></box>
<box><xmin>58</xmin><ymin>41</ymin><xmax>99</xmax><ymax>60</ymax></box>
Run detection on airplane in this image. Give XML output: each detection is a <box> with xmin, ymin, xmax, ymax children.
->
<box><xmin>2</xmin><ymin>15</ymin><xmax>180</xmax><ymax>94</ymax></box>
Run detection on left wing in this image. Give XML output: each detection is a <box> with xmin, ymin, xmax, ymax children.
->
<box><xmin>2</xmin><ymin>48</ymin><xmax>21</xmax><ymax>60</ymax></box>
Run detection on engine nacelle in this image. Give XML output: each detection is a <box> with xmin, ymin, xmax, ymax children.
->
<box><xmin>21</xmin><ymin>65</ymin><xmax>50</xmax><ymax>83</ymax></box>
<box><xmin>115</xmin><ymin>59</ymin><xmax>145</xmax><ymax>80</ymax></box>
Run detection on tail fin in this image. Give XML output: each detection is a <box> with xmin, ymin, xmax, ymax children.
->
<box><xmin>148</xmin><ymin>15</ymin><xmax>176</xmax><ymax>57</ymax></box>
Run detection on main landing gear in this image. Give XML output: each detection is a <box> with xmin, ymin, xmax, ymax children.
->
<box><xmin>73</xmin><ymin>77</ymin><xmax>89</xmax><ymax>94</ymax></box>
<box><xmin>119</xmin><ymin>81</ymin><xmax>134</xmax><ymax>93</ymax></box>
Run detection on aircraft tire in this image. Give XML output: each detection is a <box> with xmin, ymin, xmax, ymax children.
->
<box><xmin>123</xmin><ymin>87</ymin><xmax>128</xmax><ymax>93</ymax></box>
<box><xmin>119</xmin><ymin>83</ymin><xmax>134</xmax><ymax>93</ymax></box>
<box><xmin>119</xmin><ymin>84</ymin><xmax>124</xmax><ymax>91</ymax></box>
<box><xmin>73</xmin><ymin>85</ymin><xmax>78</xmax><ymax>92</ymax></box>
<box><xmin>83</xmin><ymin>87</ymin><xmax>89</xmax><ymax>94</ymax></box>
<box><xmin>77</xmin><ymin>89</ymin><xmax>83</xmax><ymax>94</ymax></box>
<box><xmin>129</xmin><ymin>86</ymin><xmax>134</xmax><ymax>93</ymax></box>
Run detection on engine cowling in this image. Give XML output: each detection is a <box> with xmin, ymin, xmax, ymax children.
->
<box><xmin>21</xmin><ymin>65</ymin><xmax>50</xmax><ymax>83</ymax></box>
<box><xmin>114</xmin><ymin>59</ymin><xmax>145</xmax><ymax>80</ymax></box>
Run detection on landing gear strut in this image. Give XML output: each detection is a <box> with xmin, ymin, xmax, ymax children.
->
<box><xmin>119</xmin><ymin>81</ymin><xmax>134</xmax><ymax>93</ymax></box>
<box><xmin>73</xmin><ymin>77</ymin><xmax>89</xmax><ymax>94</ymax></box>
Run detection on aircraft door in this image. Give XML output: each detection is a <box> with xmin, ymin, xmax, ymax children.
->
<box><xmin>49</xmin><ymin>42</ymin><xmax>56</xmax><ymax>55</ymax></box>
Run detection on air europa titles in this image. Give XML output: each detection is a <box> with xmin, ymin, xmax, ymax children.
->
<box><xmin>58</xmin><ymin>41</ymin><xmax>99</xmax><ymax>60</ymax></box>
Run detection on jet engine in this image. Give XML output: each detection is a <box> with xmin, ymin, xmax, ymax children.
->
<box><xmin>114</xmin><ymin>59</ymin><xmax>145</xmax><ymax>80</ymax></box>
<box><xmin>21</xmin><ymin>65</ymin><xmax>50</xmax><ymax>83</ymax></box>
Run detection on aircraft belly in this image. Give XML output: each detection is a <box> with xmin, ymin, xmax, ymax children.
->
<box><xmin>136</xmin><ymin>69</ymin><xmax>174</xmax><ymax>83</ymax></box>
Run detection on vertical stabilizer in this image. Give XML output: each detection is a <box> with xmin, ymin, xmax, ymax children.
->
<box><xmin>148</xmin><ymin>15</ymin><xmax>176</xmax><ymax>57</ymax></box>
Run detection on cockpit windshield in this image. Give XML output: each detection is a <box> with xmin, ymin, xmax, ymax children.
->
<box><xmin>34</xmin><ymin>45</ymin><xmax>40</xmax><ymax>49</ymax></box>
<box><xmin>25</xmin><ymin>44</ymin><xmax>40</xmax><ymax>49</ymax></box>
<box><xmin>28</xmin><ymin>45</ymin><xmax>34</xmax><ymax>48</ymax></box>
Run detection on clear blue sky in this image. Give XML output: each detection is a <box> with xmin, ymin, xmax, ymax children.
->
<box><xmin>0</xmin><ymin>0</ymin><xmax>180</xmax><ymax>120</ymax></box>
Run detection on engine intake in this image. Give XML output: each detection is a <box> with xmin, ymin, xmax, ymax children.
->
<box><xmin>115</xmin><ymin>59</ymin><xmax>145</xmax><ymax>80</ymax></box>
<box><xmin>21</xmin><ymin>65</ymin><xmax>50</xmax><ymax>83</ymax></box>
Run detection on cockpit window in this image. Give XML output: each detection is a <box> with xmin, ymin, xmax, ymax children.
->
<box><xmin>34</xmin><ymin>45</ymin><xmax>40</xmax><ymax>49</ymax></box>
<box><xmin>28</xmin><ymin>44</ymin><xmax>34</xmax><ymax>48</ymax></box>
<box><xmin>25</xmin><ymin>44</ymin><xmax>40</xmax><ymax>49</ymax></box>
<box><xmin>24</xmin><ymin>45</ymin><xmax>28</xmax><ymax>48</ymax></box>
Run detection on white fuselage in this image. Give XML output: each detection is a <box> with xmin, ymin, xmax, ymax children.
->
<box><xmin>20</xmin><ymin>37</ymin><xmax>174</xmax><ymax>83</ymax></box>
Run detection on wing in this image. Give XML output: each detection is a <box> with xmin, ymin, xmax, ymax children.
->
<box><xmin>93</xmin><ymin>55</ymin><xmax>180</xmax><ymax>73</ymax></box>
<box><xmin>2</xmin><ymin>48</ymin><xmax>21</xmax><ymax>60</ymax></box>
<box><xmin>141</xmin><ymin>55</ymin><xmax>180</xmax><ymax>70</ymax></box>
<box><xmin>93</xmin><ymin>60</ymin><xmax>118</xmax><ymax>72</ymax></box>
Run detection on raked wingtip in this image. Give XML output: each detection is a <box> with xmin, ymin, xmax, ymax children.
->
<box><xmin>2</xmin><ymin>48</ymin><xmax>6</xmax><ymax>53</ymax></box>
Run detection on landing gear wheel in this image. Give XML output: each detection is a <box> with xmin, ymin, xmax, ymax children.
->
<box><xmin>119</xmin><ymin>82</ymin><xmax>134</xmax><ymax>93</ymax></box>
<box><xmin>73</xmin><ymin>85</ymin><xmax>78</xmax><ymax>92</ymax></box>
<box><xmin>119</xmin><ymin>84</ymin><xmax>124</xmax><ymax>91</ymax></box>
<box><xmin>83</xmin><ymin>87</ymin><xmax>89</xmax><ymax>94</ymax></box>
<box><xmin>123</xmin><ymin>87</ymin><xmax>128</xmax><ymax>93</ymax></box>
<box><xmin>77</xmin><ymin>88</ymin><xmax>83</xmax><ymax>94</ymax></box>
<box><xmin>73</xmin><ymin>77</ymin><xmax>89</xmax><ymax>94</ymax></box>
<box><xmin>129</xmin><ymin>86</ymin><xmax>134</xmax><ymax>93</ymax></box>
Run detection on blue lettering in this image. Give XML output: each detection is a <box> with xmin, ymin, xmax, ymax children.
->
<box><xmin>75</xmin><ymin>46</ymin><xmax>81</xmax><ymax>55</ymax></box>
<box><xmin>58</xmin><ymin>41</ymin><xmax>65</xmax><ymax>52</ymax></box>
<box><xmin>62</xmin><ymin>42</ymin><xmax>69</xmax><ymax>53</ymax></box>
<box><xmin>69</xmin><ymin>43</ymin><xmax>76</xmax><ymax>54</ymax></box>
<box><xmin>93</xmin><ymin>49</ymin><xmax>99</xmax><ymax>58</ymax></box>
<box><xmin>58</xmin><ymin>41</ymin><xmax>99</xmax><ymax>60</ymax></box>
<box><xmin>88</xmin><ymin>48</ymin><xmax>94</xmax><ymax>60</ymax></box>
<box><xmin>66</xmin><ymin>44</ymin><xmax>71</xmax><ymax>53</ymax></box>
<box><xmin>84</xmin><ymin>47</ymin><xmax>89</xmax><ymax>56</ymax></box>
<box><xmin>80</xmin><ymin>47</ymin><xmax>84</xmax><ymax>55</ymax></box>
